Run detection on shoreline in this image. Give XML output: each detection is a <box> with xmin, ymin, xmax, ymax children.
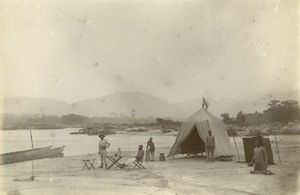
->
<box><xmin>2</xmin><ymin>127</ymin><xmax>300</xmax><ymax>136</ymax></box>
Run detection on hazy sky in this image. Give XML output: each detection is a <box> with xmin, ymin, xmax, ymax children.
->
<box><xmin>1</xmin><ymin>0</ymin><xmax>298</xmax><ymax>103</ymax></box>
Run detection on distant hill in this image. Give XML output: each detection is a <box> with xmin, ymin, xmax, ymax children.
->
<box><xmin>175</xmin><ymin>88</ymin><xmax>300</xmax><ymax>118</ymax></box>
<box><xmin>2</xmin><ymin>88</ymin><xmax>298</xmax><ymax>120</ymax></box>
<box><xmin>1</xmin><ymin>97</ymin><xmax>71</xmax><ymax>116</ymax></box>
<box><xmin>1</xmin><ymin>92</ymin><xmax>188</xmax><ymax>119</ymax></box>
<box><xmin>71</xmin><ymin>92</ymin><xmax>188</xmax><ymax>119</ymax></box>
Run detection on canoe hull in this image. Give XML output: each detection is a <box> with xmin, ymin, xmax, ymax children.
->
<box><xmin>0</xmin><ymin>146</ymin><xmax>65</xmax><ymax>165</ymax></box>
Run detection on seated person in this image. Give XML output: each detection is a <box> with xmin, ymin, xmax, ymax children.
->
<box><xmin>124</xmin><ymin>145</ymin><xmax>145</xmax><ymax>165</ymax></box>
<box><xmin>252</xmin><ymin>140</ymin><xmax>268</xmax><ymax>171</ymax></box>
<box><xmin>135</xmin><ymin>145</ymin><xmax>145</xmax><ymax>162</ymax></box>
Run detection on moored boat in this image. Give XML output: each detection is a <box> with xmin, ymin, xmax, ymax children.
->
<box><xmin>0</xmin><ymin>146</ymin><xmax>65</xmax><ymax>165</ymax></box>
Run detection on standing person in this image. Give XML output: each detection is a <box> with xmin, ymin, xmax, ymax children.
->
<box><xmin>146</xmin><ymin>137</ymin><xmax>156</xmax><ymax>161</ymax></box>
<box><xmin>98</xmin><ymin>134</ymin><xmax>110</xmax><ymax>168</ymax></box>
<box><xmin>205</xmin><ymin>130</ymin><xmax>215</xmax><ymax>162</ymax></box>
<box><xmin>252</xmin><ymin>140</ymin><xmax>268</xmax><ymax>171</ymax></box>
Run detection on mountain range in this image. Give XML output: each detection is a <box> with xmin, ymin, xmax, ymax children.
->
<box><xmin>1</xmin><ymin>92</ymin><xmax>187</xmax><ymax>119</ymax></box>
<box><xmin>1</xmin><ymin>89</ymin><xmax>299</xmax><ymax>119</ymax></box>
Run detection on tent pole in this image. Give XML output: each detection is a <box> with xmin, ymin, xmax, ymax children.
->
<box><xmin>29</xmin><ymin>126</ymin><xmax>35</xmax><ymax>177</ymax></box>
<box><xmin>274</xmin><ymin>132</ymin><xmax>281</xmax><ymax>165</ymax></box>
<box><xmin>233</xmin><ymin>135</ymin><xmax>240</xmax><ymax>162</ymax></box>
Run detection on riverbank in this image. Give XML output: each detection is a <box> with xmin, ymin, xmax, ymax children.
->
<box><xmin>4</xmin><ymin>122</ymin><xmax>300</xmax><ymax>137</ymax></box>
<box><xmin>0</xmin><ymin>137</ymin><xmax>299</xmax><ymax>195</ymax></box>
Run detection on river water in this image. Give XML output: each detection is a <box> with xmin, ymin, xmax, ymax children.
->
<box><xmin>0</xmin><ymin>128</ymin><xmax>176</xmax><ymax>156</ymax></box>
<box><xmin>0</xmin><ymin>128</ymin><xmax>298</xmax><ymax>157</ymax></box>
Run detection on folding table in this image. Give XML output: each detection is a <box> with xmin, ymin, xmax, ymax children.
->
<box><xmin>106</xmin><ymin>156</ymin><xmax>125</xmax><ymax>170</ymax></box>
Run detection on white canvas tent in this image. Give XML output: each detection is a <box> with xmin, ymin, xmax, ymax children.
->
<box><xmin>168</xmin><ymin>108</ymin><xmax>234</xmax><ymax>157</ymax></box>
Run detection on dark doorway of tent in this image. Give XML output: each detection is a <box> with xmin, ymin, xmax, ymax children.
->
<box><xmin>180</xmin><ymin>126</ymin><xmax>206</xmax><ymax>156</ymax></box>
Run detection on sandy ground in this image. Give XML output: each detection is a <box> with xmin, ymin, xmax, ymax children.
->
<box><xmin>0</xmin><ymin>138</ymin><xmax>299</xmax><ymax>195</ymax></box>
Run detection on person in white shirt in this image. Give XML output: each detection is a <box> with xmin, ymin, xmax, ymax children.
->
<box><xmin>205</xmin><ymin>130</ymin><xmax>215</xmax><ymax>162</ymax></box>
<box><xmin>98</xmin><ymin>134</ymin><xmax>110</xmax><ymax>168</ymax></box>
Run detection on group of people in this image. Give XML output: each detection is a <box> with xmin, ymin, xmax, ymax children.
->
<box><xmin>97</xmin><ymin>134</ymin><xmax>156</xmax><ymax>168</ymax></box>
<box><xmin>205</xmin><ymin>130</ymin><xmax>268</xmax><ymax>172</ymax></box>
<box><xmin>98</xmin><ymin>130</ymin><xmax>268</xmax><ymax>172</ymax></box>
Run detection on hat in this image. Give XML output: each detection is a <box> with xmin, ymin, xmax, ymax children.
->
<box><xmin>99</xmin><ymin>134</ymin><xmax>105</xmax><ymax>138</ymax></box>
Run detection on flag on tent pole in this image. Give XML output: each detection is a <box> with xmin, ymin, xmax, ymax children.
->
<box><xmin>202</xmin><ymin>97</ymin><xmax>209</xmax><ymax>110</ymax></box>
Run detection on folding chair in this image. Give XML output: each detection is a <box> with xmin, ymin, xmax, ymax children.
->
<box><xmin>133</xmin><ymin>158</ymin><xmax>146</xmax><ymax>169</ymax></box>
<box><xmin>82</xmin><ymin>159</ymin><xmax>95</xmax><ymax>170</ymax></box>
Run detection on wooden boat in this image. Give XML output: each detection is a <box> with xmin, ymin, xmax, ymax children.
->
<box><xmin>37</xmin><ymin>146</ymin><xmax>65</xmax><ymax>159</ymax></box>
<box><xmin>0</xmin><ymin>145</ymin><xmax>65</xmax><ymax>165</ymax></box>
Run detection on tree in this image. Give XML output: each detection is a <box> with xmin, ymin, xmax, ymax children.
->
<box><xmin>281</xmin><ymin>100</ymin><xmax>299</xmax><ymax>108</ymax></box>
<box><xmin>268</xmin><ymin>100</ymin><xmax>280</xmax><ymax>108</ymax></box>
<box><xmin>61</xmin><ymin>114</ymin><xmax>89</xmax><ymax>125</ymax></box>
<box><xmin>276</xmin><ymin>100</ymin><xmax>300</xmax><ymax>122</ymax></box>
<box><xmin>244</xmin><ymin>112</ymin><xmax>264</xmax><ymax>125</ymax></box>
<box><xmin>236</xmin><ymin>111</ymin><xmax>247</xmax><ymax>126</ymax></box>
<box><xmin>264</xmin><ymin>100</ymin><xmax>300</xmax><ymax>123</ymax></box>
<box><xmin>220</xmin><ymin>113</ymin><xmax>235</xmax><ymax>125</ymax></box>
<box><xmin>221</xmin><ymin>113</ymin><xmax>230</xmax><ymax>124</ymax></box>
